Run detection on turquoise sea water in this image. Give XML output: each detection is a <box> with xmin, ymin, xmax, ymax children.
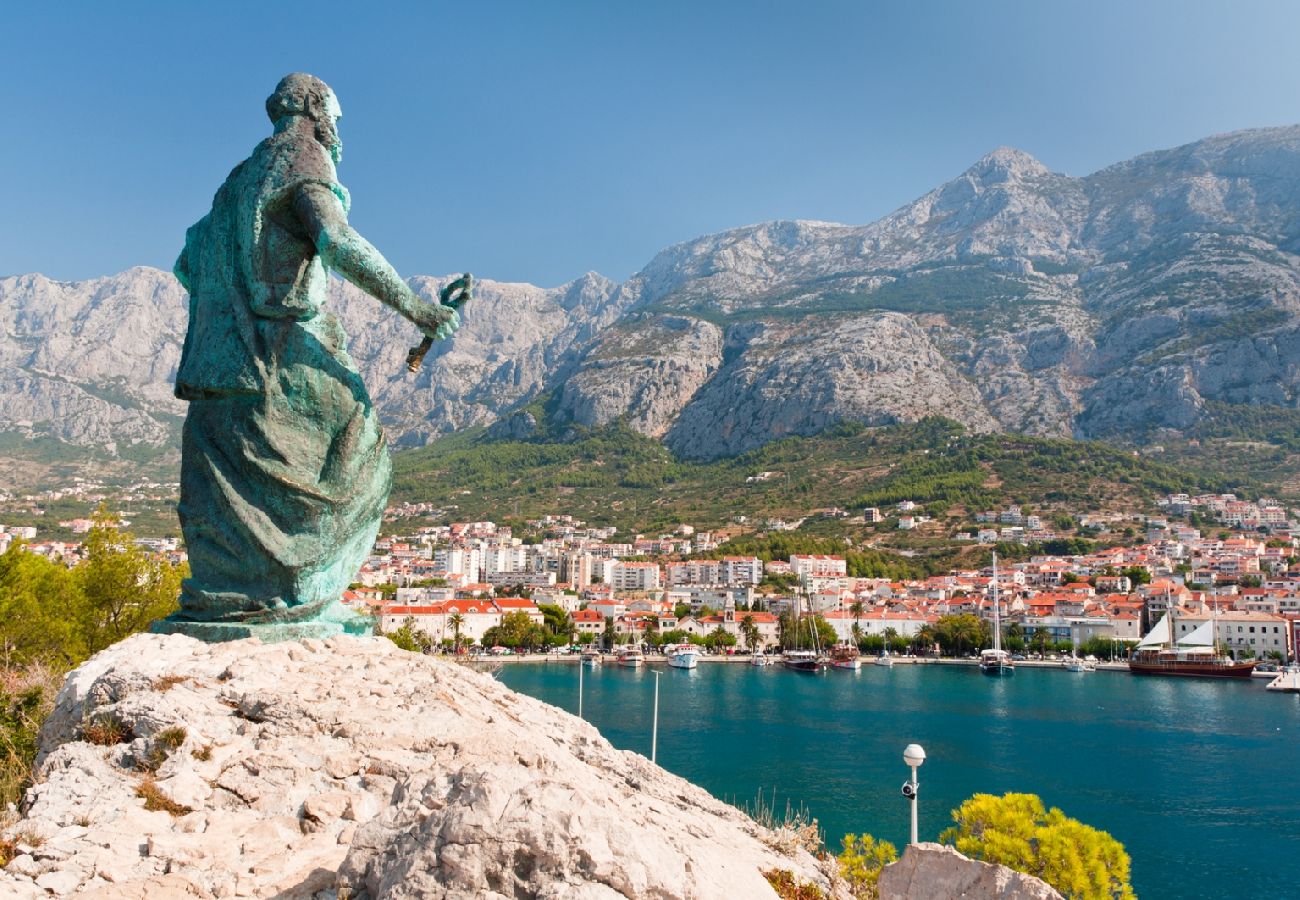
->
<box><xmin>498</xmin><ymin>662</ymin><xmax>1300</xmax><ymax>899</ymax></box>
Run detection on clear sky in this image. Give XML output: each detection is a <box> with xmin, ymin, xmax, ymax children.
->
<box><xmin>3</xmin><ymin>0</ymin><xmax>1300</xmax><ymax>287</ymax></box>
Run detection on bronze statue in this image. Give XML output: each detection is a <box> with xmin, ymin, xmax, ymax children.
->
<box><xmin>156</xmin><ymin>73</ymin><xmax>467</xmax><ymax>641</ymax></box>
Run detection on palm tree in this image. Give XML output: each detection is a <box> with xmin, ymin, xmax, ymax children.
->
<box><xmin>740</xmin><ymin>614</ymin><xmax>759</xmax><ymax>652</ymax></box>
<box><xmin>448</xmin><ymin>613</ymin><xmax>465</xmax><ymax>652</ymax></box>
<box><xmin>914</xmin><ymin>624</ymin><xmax>936</xmax><ymax>656</ymax></box>
<box><xmin>851</xmin><ymin>621</ymin><xmax>864</xmax><ymax>649</ymax></box>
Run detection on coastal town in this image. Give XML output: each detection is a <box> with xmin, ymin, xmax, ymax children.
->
<box><xmin>8</xmin><ymin>486</ymin><xmax>1297</xmax><ymax>665</ymax></box>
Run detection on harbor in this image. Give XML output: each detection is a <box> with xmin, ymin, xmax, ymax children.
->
<box><xmin>500</xmin><ymin>657</ymin><xmax>1300</xmax><ymax>900</ymax></box>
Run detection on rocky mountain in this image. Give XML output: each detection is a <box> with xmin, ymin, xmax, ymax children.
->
<box><xmin>5</xmin><ymin>125</ymin><xmax>1300</xmax><ymax>472</ymax></box>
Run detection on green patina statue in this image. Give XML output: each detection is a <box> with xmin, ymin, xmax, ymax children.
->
<box><xmin>154</xmin><ymin>73</ymin><xmax>467</xmax><ymax>642</ymax></box>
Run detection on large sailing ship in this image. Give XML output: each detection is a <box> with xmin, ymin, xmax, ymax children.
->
<box><xmin>782</xmin><ymin>588</ymin><xmax>827</xmax><ymax>673</ymax></box>
<box><xmin>1129</xmin><ymin>605</ymin><xmax>1255</xmax><ymax>679</ymax></box>
<box><xmin>979</xmin><ymin>552</ymin><xmax>1014</xmax><ymax>677</ymax></box>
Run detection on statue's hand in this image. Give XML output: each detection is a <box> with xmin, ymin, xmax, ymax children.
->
<box><xmin>412</xmin><ymin>302</ymin><xmax>460</xmax><ymax>341</ymax></box>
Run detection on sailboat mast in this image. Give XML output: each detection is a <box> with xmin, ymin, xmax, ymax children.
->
<box><xmin>992</xmin><ymin>552</ymin><xmax>1002</xmax><ymax>653</ymax></box>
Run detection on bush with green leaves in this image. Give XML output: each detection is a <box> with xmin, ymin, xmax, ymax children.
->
<box><xmin>940</xmin><ymin>792</ymin><xmax>1135</xmax><ymax>899</ymax></box>
<box><xmin>837</xmin><ymin>832</ymin><xmax>898</xmax><ymax>898</ymax></box>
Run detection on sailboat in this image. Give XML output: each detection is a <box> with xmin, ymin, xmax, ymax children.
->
<box><xmin>979</xmin><ymin>552</ymin><xmax>1015</xmax><ymax>677</ymax></box>
<box><xmin>1129</xmin><ymin>601</ymin><xmax>1255</xmax><ymax>678</ymax></box>
<box><xmin>782</xmin><ymin>587</ymin><xmax>827</xmax><ymax>673</ymax></box>
<box><xmin>1063</xmin><ymin>630</ymin><xmax>1094</xmax><ymax>672</ymax></box>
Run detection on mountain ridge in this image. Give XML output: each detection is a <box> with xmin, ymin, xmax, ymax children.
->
<box><xmin>5</xmin><ymin>124</ymin><xmax>1300</xmax><ymax>483</ymax></box>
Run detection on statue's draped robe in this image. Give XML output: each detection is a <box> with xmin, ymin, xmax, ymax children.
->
<box><xmin>171</xmin><ymin>126</ymin><xmax>390</xmax><ymax>623</ymax></box>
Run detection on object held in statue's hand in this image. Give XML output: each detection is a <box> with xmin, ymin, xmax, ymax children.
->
<box><xmin>407</xmin><ymin>273</ymin><xmax>472</xmax><ymax>373</ymax></box>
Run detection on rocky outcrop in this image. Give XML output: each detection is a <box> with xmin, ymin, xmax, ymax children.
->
<box><xmin>877</xmin><ymin>842</ymin><xmax>1063</xmax><ymax>900</ymax></box>
<box><xmin>0</xmin><ymin>634</ymin><xmax>842</xmax><ymax>899</ymax></box>
<box><xmin>664</xmin><ymin>314</ymin><xmax>997</xmax><ymax>459</ymax></box>
<box><xmin>554</xmin><ymin>315</ymin><xmax>724</xmax><ymax>437</ymax></box>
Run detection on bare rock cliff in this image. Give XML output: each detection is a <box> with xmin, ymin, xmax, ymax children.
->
<box><xmin>0</xmin><ymin>635</ymin><xmax>842</xmax><ymax>899</ymax></box>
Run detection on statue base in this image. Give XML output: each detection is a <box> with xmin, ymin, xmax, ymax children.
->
<box><xmin>151</xmin><ymin>600</ymin><xmax>374</xmax><ymax>644</ymax></box>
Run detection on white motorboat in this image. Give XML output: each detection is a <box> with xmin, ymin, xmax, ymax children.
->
<box><xmin>616</xmin><ymin>646</ymin><xmax>644</xmax><ymax>668</ymax></box>
<box><xmin>580</xmin><ymin>649</ymin><xmax>601</xmax><ymax>669</ymax></box>
<box><xmin>750</xmin><ymin>651</ymin><xmax>769</xmax><ymax>667</ymax></box>
<box><xmin>874</xmin><ymin>652</ymin><xmax>894</xmax><ymax>668</ymax></box>
<box><xmin>665</xmin><ymin>644</ymin><xmax>700</xmax><ymax>669</ymax></box>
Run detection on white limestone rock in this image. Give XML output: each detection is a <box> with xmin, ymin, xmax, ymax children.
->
<box><xmin>877</xmin><ymin>842</ymin><xmax>1063</xmax><ymax>900</ymax></box>
<box><xmin>0</xmin><ymin>634</ymin><xmax>843</xmax><ymax>899</ymax></box>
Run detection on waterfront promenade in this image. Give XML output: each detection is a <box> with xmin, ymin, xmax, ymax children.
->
<box><xmin>483</xmin><ymin>651</ymin><xmax>1135</xmax><ymax>672</ymax></box>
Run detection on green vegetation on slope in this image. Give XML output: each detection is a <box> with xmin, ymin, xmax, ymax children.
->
<box><xmin>392</xmin><ymin>417</ymin><xmax>1235</xmax><ymax>539</ymax></box>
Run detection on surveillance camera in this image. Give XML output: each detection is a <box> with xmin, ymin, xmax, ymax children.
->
<box><xmin>901</xmin><ymin>780</ymin><xmax>917</xmax><ymax>800</ymax></box>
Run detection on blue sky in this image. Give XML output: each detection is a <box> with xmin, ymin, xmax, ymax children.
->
<box><xmin>3</xmin><ymin>0</ymin><xmax>1299</xmax><ymax>287</ymax></box>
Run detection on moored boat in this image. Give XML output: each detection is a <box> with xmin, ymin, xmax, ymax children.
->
<box><xmin>981</xmin><ymin>553</ymin><xmax>1015</xmax><ymax>677</ymax></box>
<box><xmin>829</xmin><ymin>642</ymin><xmax>861</xmax><ymax>671</ymax></box>
<box><xmin>665</xmin><ymin>643</ymin><xmax>700</xmax><ymax>669</ymax></box>
<box><xmin>1129</xmin><ymin>610</ymin><xmax>1256</xmax><ymax>679</ymax></box>
<box><xmin>782</xmin><ymin>649</ymin><xmax>826</xmax><ymax>673</ymax></box>
<box><xmin>616</xmin><ymin>646</ymin><xmax>644</xmax><ymax>668</ymax></box>
<box><xmin>1129</xmin><ymin>651</ymin><xmax>1256</xmax><ymax>678</ymax></box>
<box><xmin>580</xmin><ymin>649</ymin><xmax>601</xmax><ymax>668</ymax></box>
<box><xmin>874</xmin><ymin>652</ymin><xmax>894</xmax><ymax>668</ymax></box>
<box><xmin>750</xmin><ymin>650</ymin><xmax>769</xmax><ymax>667</ymax></box>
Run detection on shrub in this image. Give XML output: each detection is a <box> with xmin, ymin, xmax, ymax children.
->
<box><xmin>135</xmin><ymin>774</ymin><xmax>192</xmax><ymax>816</ymax></box>
<box><xmin>0</xmin><ymin>664</ymin><xmax>60</xmax><ymax>809</ymax></box>
<box><xmin>762</xmin><ymin>869</ymin><xmax>827</xmax><ymax>900</ymax></box>
<box><xmin>81</xmin><ymin>712</ymin><xmax>131</xmax><ymax>746</ymax></box>
<box><xmin>837</xmin><ymin>832</ymin><xmax>898</xmax><ymax>899</ymax></box>
<box><xmin>940</xmin><ymin>792</ymin><xmax>1135</xmax><ymax>899</ymax></box>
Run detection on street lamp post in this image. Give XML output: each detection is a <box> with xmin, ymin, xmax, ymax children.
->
<box><xmin>902</xmin><ymin>743</ymin><xmax>926</xmax><ymax>845</ymax></box>
<box><xmin>651</xmin><ymin>671</ymin><xmax>661</xmax><ymax>764</ymax></box>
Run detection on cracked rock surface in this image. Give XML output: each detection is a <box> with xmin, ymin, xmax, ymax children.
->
<box><xmin>0</xmin><ymin>634</ymin><xmax>842</xmax><ymax>899</ymax></box>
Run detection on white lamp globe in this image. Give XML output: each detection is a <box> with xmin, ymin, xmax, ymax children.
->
<box><xmin>903</xmin><ymin>743</ymin><xmax>926</xmax><ymax>768</ymax></box>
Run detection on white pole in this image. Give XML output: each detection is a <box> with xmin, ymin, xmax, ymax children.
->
<box><xmin>578</xmin><ymin>656</ymin><xmax>584</xmax><ymax>719</ymax></box>
<box><xmin>910</xmin><ymin>764</ymin><xmax>919</xmax><ymax>845</ymax></box>
<box><xmin>651</xmin><ymin>671</ymin><xmax>661</xmax><ymax>764</ymax></box>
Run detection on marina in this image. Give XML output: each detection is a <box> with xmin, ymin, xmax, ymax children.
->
<box><xmin>500</xmin><ymin>656</ymin><xmax>1300</xmax><ymax>900</ymax></box>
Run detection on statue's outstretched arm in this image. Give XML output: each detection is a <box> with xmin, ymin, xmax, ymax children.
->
<box><xmin>293</xmin><ymin>183</ymin><xmax>457</xmax><ymax>339</ymax></box>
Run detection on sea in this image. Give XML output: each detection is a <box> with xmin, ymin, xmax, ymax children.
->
<box><xmin>498</xmin><ymin>660</ymin><xmax>1300</xmax><ymax>899</ymax></box>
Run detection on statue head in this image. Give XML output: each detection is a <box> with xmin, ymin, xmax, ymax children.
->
<box><xmin>266</xmin><ymin>73</ymin><xmax>343</xmax><ymax>164</ymax></box>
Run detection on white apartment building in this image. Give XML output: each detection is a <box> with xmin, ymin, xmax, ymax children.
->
<box><xmin>608</xmin><ymin>561</ymin><xmax>662</xmax><ymax>592</ymax></box>
<box><xmin>790</xmin><ymin>554</ymin><xmax>847</xmax><ymax>580</ymax></box>
<box><xmin>433</xmin><ymin>547</ymin><xmax>481</xmax><ymax>584</ymax></box>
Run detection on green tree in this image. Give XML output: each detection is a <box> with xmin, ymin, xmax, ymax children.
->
<box><xmin>704</xmin><ymin>626</ymin><xmax>737</xmax><ymax>650</ymax></box>
<box><xmin>739</xmin><ymin>614</ymin><xmax>760</xmax><ymax>652</ymax></box>
<box><xmin>1120</xmin><ymin>566</ymin><xmax>1151</xmax><ymax>586</ymax></box>
<box><xmin>447</xmin><ymin>613</ymin><xmax>465</xmax><ymax>651</ymax></box>
<box><xmin>940</xmin><ymin>792</ymin><xmax>1135</xmax><ymax>900</ymax></box>
<box><xmin>538</xmin><ymin>603</ymin><xmax>575</xmax><ymax>643</ymax></box>
<box><xmin>933</xmin><ymin>614</ymin><xmax>989</xmax><ymax>657</ymax></box>
<box><xmin>383</xmin><ymin>617</ymin><xmax>429</xmax><ymax>653</ymax></box>
<box><xmin>77</xmin><ymin>509</ymin><xmax>182</xmax><ymax>654</ymax></box>
<box><xmin>837</xmin><ymin>832</ymin><xmax>898</xmax><ymax>899</ymax></box>
<box><xmin>0</xmin><ymin>543</ymin><xmax>87</xmax><ymax>666</ymax></box>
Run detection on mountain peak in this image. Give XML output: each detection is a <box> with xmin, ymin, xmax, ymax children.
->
<box><xmin>967</xmin><ymin>146</ymin><xmax>1051</xmax><ymax>182</ymax></box>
